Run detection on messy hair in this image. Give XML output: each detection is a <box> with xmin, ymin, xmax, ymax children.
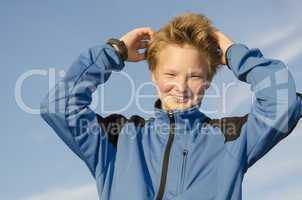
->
<box><xmin>146</xmin><ymin>12</ymin><xmax>221</xmax><ymax>81</ymax></box>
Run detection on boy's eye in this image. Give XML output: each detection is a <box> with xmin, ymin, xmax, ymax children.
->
<box><xmin>190</xmin><ymin>75</ymin><xmax>202</xmax><ymax>79</ymax></box>
<box><xmin>165</xmin><ymin>73</ymin><xmax>176</xmax><ymax>77</ymax></box>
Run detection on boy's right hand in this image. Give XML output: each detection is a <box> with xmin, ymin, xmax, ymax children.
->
<box><xmin>119</xmin><ymin>27</ymin><xmax>155</xmax><ymax>62</ymax></box>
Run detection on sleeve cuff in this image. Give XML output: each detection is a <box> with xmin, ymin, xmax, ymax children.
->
<box><xmin>225</xmin><ymin>43</ymin><xmax>249</xmax><ymax>70</ymax></box>
<box><xmin>95</xmin><ymin>43</ymin><xmax>125</xmax><ymax>72</ymax></box>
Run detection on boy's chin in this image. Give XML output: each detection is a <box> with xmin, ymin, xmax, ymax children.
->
<box><xmin>163</xmin><ymin>100</ymin><xmax>196</xmax><ymax>111</ymax></box>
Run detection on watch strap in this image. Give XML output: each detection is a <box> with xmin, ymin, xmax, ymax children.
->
<box><xmin>106</xmin><ymin>38</ymin><xmax>128</xmax><ymax>61</ymax></box>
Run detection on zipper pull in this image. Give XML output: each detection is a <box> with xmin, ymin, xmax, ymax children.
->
<box><xmin>168</xmin><ymin>110</ymin><xmax>173</xmax><ymax>119</ymax></box>
<box><xmin>167</xmin><ymin>111</ymin><xmax>175</xmax><ymax>129</ymax></box>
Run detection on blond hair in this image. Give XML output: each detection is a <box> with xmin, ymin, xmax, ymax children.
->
<box><xmin>146</xmin><ymin>12</ymin><xmax>221</xmax><ymax>81</ymax></box>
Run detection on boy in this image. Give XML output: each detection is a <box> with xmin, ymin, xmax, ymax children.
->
<box><xmin>40</xmin><ymin>12</ymin><xmax>302</xmax><ymax>199</ymax></box>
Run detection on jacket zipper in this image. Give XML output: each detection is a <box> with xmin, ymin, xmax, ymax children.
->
<box><xmin>179</xmin><ymin>149</ymin><xmax>188</xmax><ymax>193</ymax></box>
<box><xmin>156</xmin><ymin>111</ymin><xmax>175</xmax><ymax>200</ymax></box>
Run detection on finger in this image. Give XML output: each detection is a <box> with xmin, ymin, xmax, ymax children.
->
<box><xmin>134</xmin><ymin>51</ymin><xmax>146</xmax><ymax>62</ymax></box>
<box><xmin>138</xmin><ymin>40</ymin><xmax>149</xmax><ymax>49</ymax></box>
<box><xmin>136</xmin><ymin>53</ymin><xmax>146</xmax><ymax>61</ymax></box>
<box><xmin>137</xmin><ymin>27</ymin><xmax>155</xmax><ymax>34</ymax></box>
<box><xmin>141</xmin><ymin>34</ymin><xmax>151</xmax><ymax>40</ymax></box>
<box><xmin>212</xmin><ymin>26</ymin><xmax>219</xmax><ymax>33</ymax></box>
<box><xmin>138</xmin><ymin>33</ymin><xmax>152</xmax><ymax>42</ymax></box>
<box><xmin>136</xmin><ymin>27</ymin><xmax>155</xmax><ymax>38</ymax></box>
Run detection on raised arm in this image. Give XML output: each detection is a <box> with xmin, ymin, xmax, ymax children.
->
<box><xmin>209</xmin><ymin>92</ymin><xmax>302</xmax><ymax>142</ymax></box>
<box><xmin>214</xmin><ymin>30</ymin><xmax>301</xmax><ymax>171</ymax></box>
<box><xmin>40</xmin><ymin>27</ymin><xmax>154</xmax><ymax>178</ymax></box>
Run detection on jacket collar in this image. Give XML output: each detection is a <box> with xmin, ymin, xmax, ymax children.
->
<box><xmin>153</xmin><ymin>98</ymin><xmax>208</xmax><ymax>137</ymax></box>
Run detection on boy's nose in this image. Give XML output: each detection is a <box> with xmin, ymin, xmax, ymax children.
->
<box><xmin>175</xmin><ymin>78</ymin><xmax>189</xmax><ymax>94</ymax></box>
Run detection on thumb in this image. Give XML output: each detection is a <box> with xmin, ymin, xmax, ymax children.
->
<box><xmin>134</xmin><ymin>51</ymin><xmax>146</xmax><ymax>62</ymax></box>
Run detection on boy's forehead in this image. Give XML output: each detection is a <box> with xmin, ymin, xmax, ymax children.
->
<box><xmin>156</xmin><ymin>55</ymin><xmax>206</xmax><ymax>72</ymax></box>
<box><xmin>159</xmin><ymin>64</ymin><xmax>204</xmax><ymax>73</ymax></box>
<box><xmin>159</xmin><ymin>44</ymin><xmax>205</xmax><ymax>62</ymax></box>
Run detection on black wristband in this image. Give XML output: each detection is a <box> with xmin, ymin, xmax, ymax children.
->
<box><xmin>106</xmin><ymin>38</ymin><xmax>128</xmax><ymax>61</ymax></box>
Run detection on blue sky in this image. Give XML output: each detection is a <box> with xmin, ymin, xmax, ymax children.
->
<box><xmin>1</xmin><ymin>0</ymin><xmax>302</xmax><ymax>199</ymax></box>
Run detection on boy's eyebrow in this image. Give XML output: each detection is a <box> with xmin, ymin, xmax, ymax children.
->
<box><xmin>164</xmin><ymin>68</ymin><xmax>178</xmax><ymax>73</ymax></box>
<box><xmin>190</xmin><ymin>71</ymin><xmax>203</xmax><ymax>74</ymax></box>
<box><xmin>163</xmin><ymin>66</ymin><xmax>204</xmax><ymax>74</ymax></box>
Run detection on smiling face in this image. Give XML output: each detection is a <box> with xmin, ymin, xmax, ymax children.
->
<box><xmin>151</xmin><ymin>44</ymin><xmax>210</xmax><ymax>111</ymax></box>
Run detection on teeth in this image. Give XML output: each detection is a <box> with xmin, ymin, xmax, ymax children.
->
<box><xmin>176</xmin><ymin>96</ymin><xmax>188</xmax><ymax>99</ymax></box>
<box><xmin>175</xmin><ymin>96</ymin><xmax>189</xmax><ymax>102</ymax></box>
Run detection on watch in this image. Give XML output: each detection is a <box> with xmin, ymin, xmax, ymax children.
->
<box><xmin>106</xmin><ymin>38</ymin><xmax>128</xmax><ymax>61</ymax></box>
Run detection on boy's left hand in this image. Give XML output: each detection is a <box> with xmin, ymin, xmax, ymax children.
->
<box><xmin>213</xmin><ymin>29</ymin><xmax>234</xmax><ymax>65</ymax></box>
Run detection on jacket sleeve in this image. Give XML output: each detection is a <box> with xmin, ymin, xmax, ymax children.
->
<box><xmin>224</xmin><ymin>44</ymin><xmax>301</xmax><ymax>170</ymax></box>
<box><xmin>40</xmin><ymin>43</ymin><xmax>125</xmax><ymax>178</ymax></box>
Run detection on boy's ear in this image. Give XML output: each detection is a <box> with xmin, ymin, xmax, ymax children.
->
<box><xmin>151</xmin><ymin>72</ymin><xmax>156</xmax><ymax>83</ymax></box>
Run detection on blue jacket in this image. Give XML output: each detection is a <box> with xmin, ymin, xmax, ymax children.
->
<box><xmin>40</xmin><ymin>43</ymin><xmax>301</xmax><ymax>200</ymax></box>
